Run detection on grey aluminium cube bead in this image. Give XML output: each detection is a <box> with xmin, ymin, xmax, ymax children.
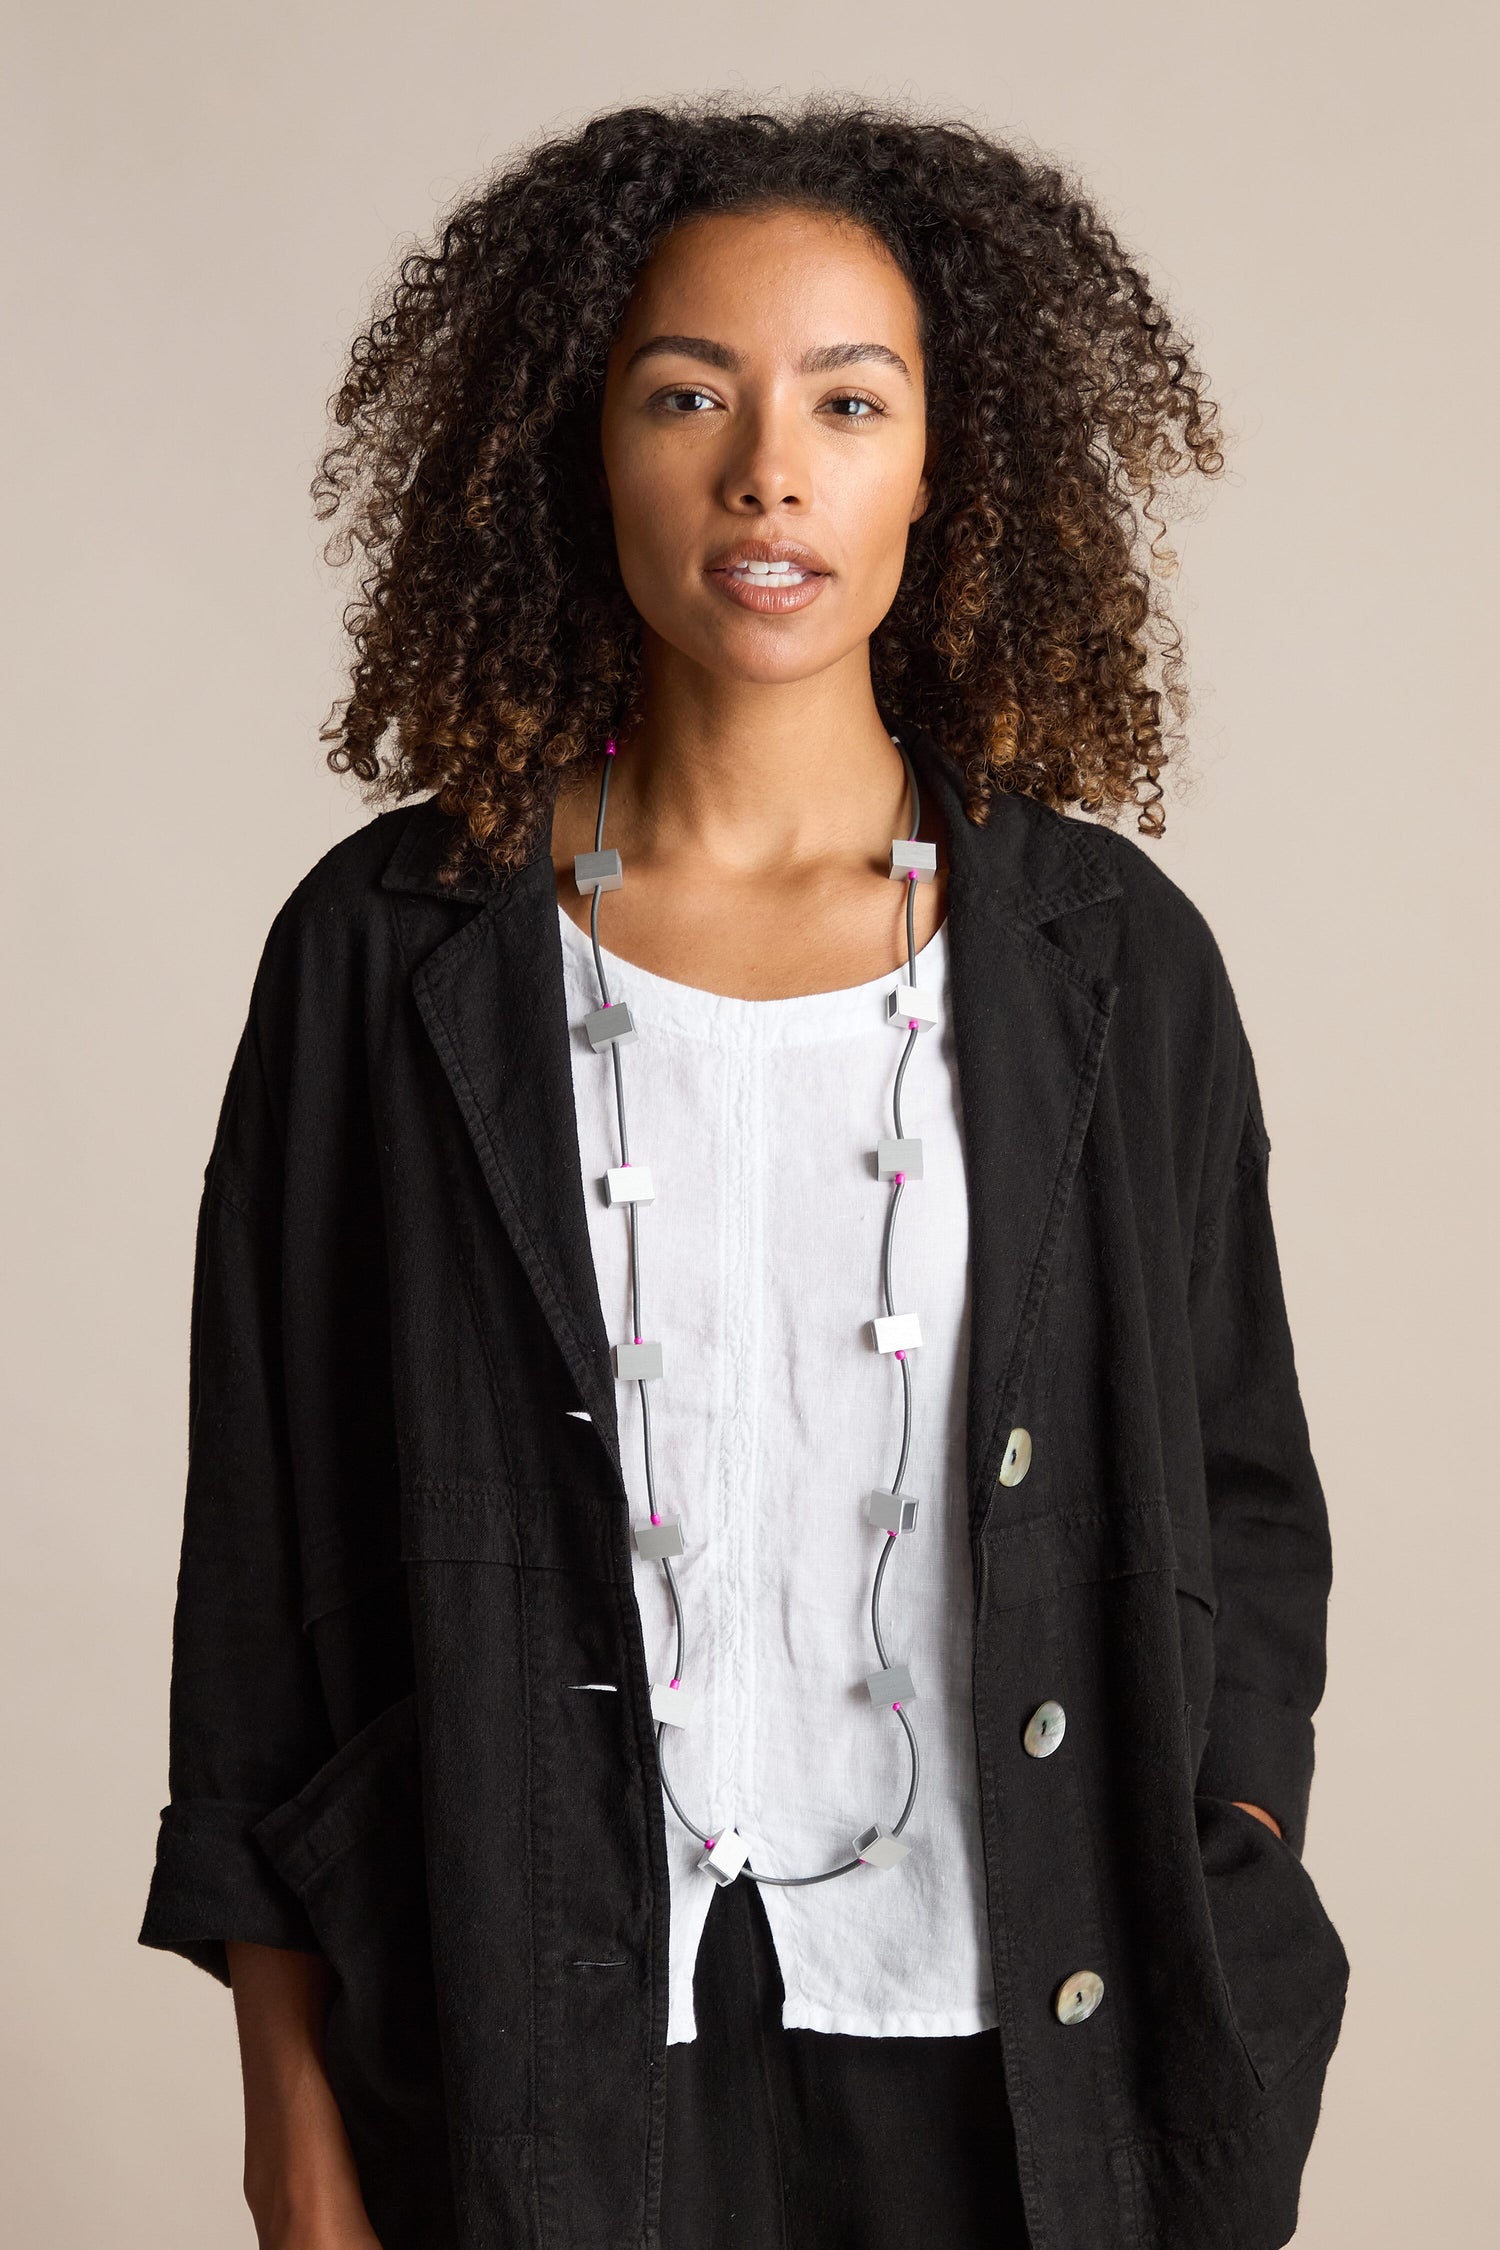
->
<box><xmin>865</xmin><ymin>1662</ymin><xmax>916</xmax><ymax>1706</ymax></box>
<box><xmin>633</xmin><ymin>1517</ymin><xmax>685</xmax><ymax>1559</ymax></box>
<box><xmin>865</xmin><ymin>1489</ymin><xmax>921</xmax><ymax>1534</ymax></box>
<box><xmin>613</xmin><ymin>1338</ymin><xmax>663</xmax><ymax>1380</ymax></box>
<box><xmin>584</xmin><ymin>1001</ymin><xmax>637</xmax><ymax>1051</ymax></box>
<box><xmin>876</xmin><ymin>1136</ymin><xmax>923</xmax><ymax>1180</ymax></box>
<box><xmin>574</xmin><ymin>848</ymin><xmax>623</xmax><ymax>894</ymax></box>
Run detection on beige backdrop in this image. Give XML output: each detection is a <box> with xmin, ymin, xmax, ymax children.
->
<box><xmin>5</xmin><ymin>3</ymin><xmax>1495</xmax><ymax>2243</ymax></box>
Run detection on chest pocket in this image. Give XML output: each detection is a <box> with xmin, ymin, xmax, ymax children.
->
<box><xmin>395</xmin><ymin>1463</ymin><xmax>625</xmax><ymax>1580</ymax></box>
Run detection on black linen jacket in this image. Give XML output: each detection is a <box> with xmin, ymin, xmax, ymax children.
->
<box><xmin>138</xmin><ymin>726</ymin><xmax>1349</xmax><ymax>2250</ymax></box>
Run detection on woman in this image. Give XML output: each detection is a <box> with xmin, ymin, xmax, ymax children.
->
<box><xmin>139</xmin><ymin>101</ymin><xmax>1348</xmax><ymax>2250</ymax></box>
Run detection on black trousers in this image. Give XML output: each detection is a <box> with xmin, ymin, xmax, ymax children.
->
<box><xmin>660</xmin><ymin>1872</ymin><xmax>1031</xmax><ymax>2250</ymax></box>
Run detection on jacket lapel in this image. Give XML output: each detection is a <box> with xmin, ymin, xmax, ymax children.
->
<box><xmin>904</xmin><ymin>731</ymin><xmax>1121</xmax><ymax>1525</ymax></box>
<box><xmin>384</xmin><ymin>813</ymin><xmax>628</xmax><ymax>1473</ymax></box>
<box><xmin>382</xmin><ymin>737</ymin><xmax>1122</xmax><ymax>1530</ymax></box>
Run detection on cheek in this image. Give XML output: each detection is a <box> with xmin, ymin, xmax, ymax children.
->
<box><xmin>603</xmin><ymin>441</ymin><xmax>699</xmax><ymax>598</ymax></box>
<box><xmin>604</xmin><ymin>455</ymin><xmax>653</xmax><ymax>557</ymax></box>
<box><xmin>835</xmin><ymin>448</ymin><xmax>926</xmax><ymax>601</ymax></box>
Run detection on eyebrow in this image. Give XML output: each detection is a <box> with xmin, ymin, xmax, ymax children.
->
<box><xmin>625</xmin><ymin>334</ymin><xmax>912</xmax><ymax>381</ymax></box>
<box><xmin>800</xmin><ymin>341</ymin><xmax>912</xmax><ymax>380</ymax></box>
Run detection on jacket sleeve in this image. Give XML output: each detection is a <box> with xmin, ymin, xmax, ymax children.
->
<box><xmin>1188</xmin><ymin>1080</ymin><xmax>1332</xmax><ymax>1859</ymax></box>
<box><xmin>137</xmin><ymin>985</ymin><xmax>336</xmax><ymax>1985</ymax></box>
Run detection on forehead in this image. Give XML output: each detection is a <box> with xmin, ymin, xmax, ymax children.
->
<box><xmin>613</xmin><ymin>205</ymin><xmax>923</xmax><ymax>364</ymax></box>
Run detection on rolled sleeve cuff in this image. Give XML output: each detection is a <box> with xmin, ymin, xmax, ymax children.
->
<box><xmin>137</xmin><ymin>1798</ymin><xmax>322</xmax><ymax>1985</ymax></box>
<box><xmin>1195</xmin><ymin>1684</ymin><xmax>1317</xmax><ymax>1858</ymax></box>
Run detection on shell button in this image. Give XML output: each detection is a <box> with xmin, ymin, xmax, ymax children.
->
<box><xmin>1023</xmin><ymin>1700</ymin><xmax>1067</xmax><ymax>1758</ymax></box>
<box><xmin>998</xmin><ymin>1428</ymin><xmax>1032</xmax><ymax>1487</ymax></box>
<box><xmin>1054</xmin><ymin>1969</ymin><xmax>1105</xmax><ymax>2025</ymax></box>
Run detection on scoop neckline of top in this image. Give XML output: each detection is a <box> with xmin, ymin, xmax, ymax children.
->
<box><xmin>556</xmin><ymin>896</ymin><xmax>947</xmax><ymax>1018</ymax></box>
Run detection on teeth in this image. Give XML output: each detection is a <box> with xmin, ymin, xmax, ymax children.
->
<box><xmin>732</xmin><ymin>560</ymin><xmax>808</xmax><ymax>582</ymax></box>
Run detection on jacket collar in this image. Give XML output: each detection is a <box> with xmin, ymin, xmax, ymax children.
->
<box><xmin>388</xmin><ymin>730</ymin><xmax>1121</xmax><ymax>1526</ymax></box>
<box><xmin>380</xmin><ymin>791</ymin><xmax>509</xmax><ymax>904</ymax></box>
<box><xmin>379</xmin><ymin>729</ymin><xmax>1122</xmax><ymax>924</ymax></box>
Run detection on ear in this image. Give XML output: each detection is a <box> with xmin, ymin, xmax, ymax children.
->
<box><xmin>909</xmin><ymin>434</ymin><xmax>935</xmax><ymax>526</ymax></box>
<box><xmin>586</xmin><ymin>400</ymin><xmax>612</xmax><ymax>512</ymax></box>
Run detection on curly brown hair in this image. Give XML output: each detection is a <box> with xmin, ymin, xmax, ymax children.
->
<box><xmin>313</xmin><ymin>98</ymin><xmax>1225</xmax><ymax>883</ymax></box>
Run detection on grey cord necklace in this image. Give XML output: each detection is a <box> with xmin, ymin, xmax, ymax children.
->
<box><xmin>573</xmin><ymin>732</ymin><xmax>938</xmax><ymax>1887</ymax></box>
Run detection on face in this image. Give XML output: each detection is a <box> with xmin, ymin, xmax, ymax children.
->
<box><xmin>598</xmin><ymin>204</ymin><xmax>930</xmax><ymax>689</ymax></box>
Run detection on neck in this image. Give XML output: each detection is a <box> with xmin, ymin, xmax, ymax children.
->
<box><xmin>603</xmin><ymin>636</ymin><xmax>909</xmax><ymax>876</ymax></box>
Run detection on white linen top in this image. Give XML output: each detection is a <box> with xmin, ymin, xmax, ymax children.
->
<box><xmin>557</xmin><ymin>903</ymin><xmax>999</xmax><ymax>2044</ymax></box>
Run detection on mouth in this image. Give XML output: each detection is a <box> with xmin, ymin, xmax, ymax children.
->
<box><xmin>706</xmin><ymin>539</ymin><xmax>830</xmax><ymax>614</ymax></box>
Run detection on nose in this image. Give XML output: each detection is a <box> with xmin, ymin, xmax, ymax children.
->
<box><xmin>718</xmin><ymin>397</ymin><xmax>808</xmax><ymax>515</ymax></box>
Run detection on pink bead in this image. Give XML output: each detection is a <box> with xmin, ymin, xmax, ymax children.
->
<box><xmin>634</xmin><ymin>1334</ymin><xmax>643</xmax><ymax>1344</ymax></box>
<box><xmin>892</xmin><ymin>1700</ymin><xmax>903</xmax><ymax>1712</ymax></box>
<box><xmin>669</xmin><ymin>1677</ymin><xmax>680</xmax><ymax>1689</ymax></box>
<box><xmin>887</xmin><ymin>1528</ymin><xmax>898</xmax><ymax>1541</ymax></box>
<box><xmin>908</xmin><ymin>1017</ymin><xmax>918</xmax><ymax>1030</ymax></box>
<box><xmin>907</xmin><ymin>867</ymin><xmax>919</xmax><ymax>881</ymax></box>
<box><xmin>650</xmin><ymin>1512</ymin><xmax>661</xmax><ymax>1527</ymax></box>
<box><xmin>605</xmin><ymin>740</ymin><xmax>617</xmax><ymax>756</ymax></box>
<box><xmin>705</xmin><ymin>1836</ymin><xmax>717</xmax><ymax>1850</ymax></box>
<box><xmin>894</xmin><ymin>1348</ymin><xmax>905</xmax><ymax>1361</ymax></box>
<box><xmin>894</xmin><ymin>1170</ymin><xmax>905</xmax><ymax>1186</ymax></box>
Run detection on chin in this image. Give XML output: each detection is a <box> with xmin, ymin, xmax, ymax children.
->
<box><xmin>682</xmin><ymin>619</ymin><xmax>855</xmax><ymax>689</ymax></box>
<box><xmin>713</xmin><ymin>653</ymin><xmax>838</xmax><ymax>688</ymax></box>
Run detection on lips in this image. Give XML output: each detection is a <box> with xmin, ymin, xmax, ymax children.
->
<box><xmin>706</xmin><ymin>538</ymin><xmax>830</xmax><ymax>614</ymax></box>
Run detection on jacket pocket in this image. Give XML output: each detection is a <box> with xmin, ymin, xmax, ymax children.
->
<box><xmin>1183</xmin><ymin>1702</ymin><xmax>1211</xmax><ymax>1787</ymax></box>
<box><xmin>1172</xmin><ymin>1525</ymin><xmax>1218</xmax><ymax>1791</ymax></box>
<box><xmin>1195</xmin><ymin>1792</ymin><xmax>1350</xmax><ymax>2097</ymax></box>
<box><xmin>251</xmin><ymin>1694</ymin><xmax>458</xmax><ymax>2248</ymax></box>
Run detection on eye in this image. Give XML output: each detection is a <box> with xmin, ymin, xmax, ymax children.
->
<box><xmin>655</xmin><ymin>386</ymin><xmax>721</xmax><ymax>415</ymax></box>
<box><xmin>822</xmin><ymin>392</ymin><xmax>884</xmax><ymax>422</ymax></box>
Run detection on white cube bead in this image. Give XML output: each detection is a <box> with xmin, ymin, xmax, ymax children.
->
<box><xmin>865</xmin><ymin>1489</ymin><xmax>921</xmax><ymax>1533</ymax></box>
<box><xmin>876</xmin><ymin>1136</ymin><xmax>923</xmax><ymax>1180</ymax></box>
<box><xmin>872</xmin><ymin>1311</ymin><xmax>922</xmax><ymax>1353</ymax></box>
<box><xmin>887</xmin><ymin>985</ymin><xmax>939</xmax><ymax>1029</ymax></box>
<box><xmin>698</xmin><ymin>1829</ymin><xmax>750</xmax><ymax>1886</ymax></box>
<box><xmin>604</xmin><ymin>1164</ymin><xmax>655</xmax><ymax>1205</ymax></box>
<box><xmin>632</xmin><ymin>1516</ymin><xmax>684</xmax><ymax>1560</ymax></box>
<box><xmin>889</xmin><ymin>839</ymin><xmax>937</xmax><ymax>881</ymax></box>
<box><xmin>854</xmin><ymin>1824</ymin><xmax>912</xmax><ymax>1869</ymax></box>
<box><xmin>613</xmin><ymin>1339</ymin><xmax>663</xmax><ymax>1380</ymax></box>
<box><xmin>650</xmin><ymin>1680</ymin><xmax>697</xmax><ymax>1726</ymax></box>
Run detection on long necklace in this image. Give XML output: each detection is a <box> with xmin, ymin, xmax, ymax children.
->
<box><xmin>573</xmin><ymin>733</ymin><xmax>938</xmax><ymax>1887</ymax></box>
